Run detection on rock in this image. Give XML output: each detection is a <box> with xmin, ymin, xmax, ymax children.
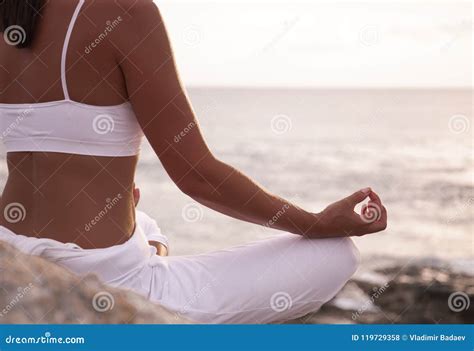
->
<box><xmin>290</xmin><ymin>260</ymin><xmax>474</xmax><ymax>324</ymax></box>
<box><xmin>0</xmin><ymin>242</ymin><xmax>189</xmax><ymax>324</ymax></box>
<box><xmin>2</xmin><ymin>239</ymin><xmax>472</xmax><ymax>325</ymax></box>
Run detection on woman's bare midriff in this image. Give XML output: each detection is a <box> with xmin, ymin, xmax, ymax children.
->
<box><xmin>0</xmin><ymin>152</ymin><xmax>138</xmax><ymax>249</ymax></box>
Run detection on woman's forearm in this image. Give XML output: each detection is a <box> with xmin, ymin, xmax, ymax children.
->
<box><xmin>183</xmin><ymin>157</ymin><xmax>319</xmax><ymax>236</ymax></box>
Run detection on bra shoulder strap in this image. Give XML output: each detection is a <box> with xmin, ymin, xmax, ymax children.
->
<box><xmin>60</xmin><ymin>0</ymin><xmax>85</xmax><ymax>100</ymax></box>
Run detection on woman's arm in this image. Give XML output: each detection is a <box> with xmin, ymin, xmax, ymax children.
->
<box><xmin>114</xmin><ymin>0</ymin><xmax>386</xmax><ymax>238</ymax></box>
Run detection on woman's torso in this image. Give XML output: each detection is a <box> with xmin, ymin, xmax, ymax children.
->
<box><xmin>0</xmin><ymin>0</ymin><xmax>140</xmax><ymax>248</ymax></box>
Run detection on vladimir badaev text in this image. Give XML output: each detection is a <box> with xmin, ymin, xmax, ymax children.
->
<box><xmin>351</xmin><ymin>334</ymin><xmax>468</xmax><ymax>342</ymax></box>
<box><xmin>408</xmin><ymin>334</ymin><xmax>467</xmax><ymax>342</ymax></box>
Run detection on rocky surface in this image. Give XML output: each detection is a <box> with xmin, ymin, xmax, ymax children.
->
<box><xmin>290</xmin><ymin>257</ymin><xmax>474</xmax><ymax>324</ymax></box>
<box><xmin>1</xmin><ymin>240</ymin><xmax>472</xmax><ymax>325</ymax></box>
<box><xmin>0</xmin><ymin>242</ymin><xmax>189</xmax><ymax>324</ymax></box>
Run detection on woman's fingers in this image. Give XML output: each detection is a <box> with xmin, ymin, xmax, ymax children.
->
<box><xmin>370</xmin><ymin>205</ymin><xmax>387</xmax><ymax>231</ymax></box>
<box><xmin>368</xmin><ymin>191</ymin><xmax>383</xmax><ymax>208</ymax></box>
<box><xmin>359</xmin><ymin>205</ymin><xmax>388</xmax><ymax>235</ymax></box>
<box><xmin>358</xmin><ymin>189</ymin><xmax>384</xmax><ymax>224</ymax></box>
<box><xmin>148</xmin><ymin>241</ymin><xmax>168</xmax><ymax>256</ymax></box>
<box><xmin>345</xmin><ymin>187</ymin><xmax>372</xmax><ymax>207</ymax></box>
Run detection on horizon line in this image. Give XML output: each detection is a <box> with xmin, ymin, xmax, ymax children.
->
<box><xmin>185</xmin><ymin>85</ymin><xmax>473</xmax><ymax>91</ymax></box>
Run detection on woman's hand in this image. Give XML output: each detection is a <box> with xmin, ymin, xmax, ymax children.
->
<box><xmin>133</xmin><ymin>185</ymin><xmax>169</xmax><ymax>256</ymax></box>
<box><xmin>313</xmin><ymin>188</ymin><xmax>387</xmax><ymax>238</ymax></box>
<box><xmin>148</xmin><ymin>241</ymin><xmax>168</xmax><ymax>256</ymax></box>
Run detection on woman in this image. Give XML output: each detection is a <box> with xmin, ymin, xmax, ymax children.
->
<box><xmin>0</xmin><ymin>0</ymin><xmax>387</xmax><ymax>323</ymax></box>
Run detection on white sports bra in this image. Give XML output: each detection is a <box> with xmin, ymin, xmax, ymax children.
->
<box><xmin>0</xmin><ymin>0</ymin><xmax>143</xmax><ymax>157</ymax></box>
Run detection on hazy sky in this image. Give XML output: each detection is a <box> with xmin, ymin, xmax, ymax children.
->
<box><xmin>156</xmin><ymin>0</ymin><xmax>472</xmax><ymax>88</ymax></box>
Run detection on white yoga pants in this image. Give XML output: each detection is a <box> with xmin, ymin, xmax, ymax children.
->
<box><xmin>0</xmin><ymin>211</ymin><xmax>360</xmax><ymax>324</ymax></box>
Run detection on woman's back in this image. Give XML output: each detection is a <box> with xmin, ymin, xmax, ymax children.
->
<box><xmin>0</xmin><ymin>0</ymin><xmax>142</xmax><ymax>248</ymax></box>
<box><xmin>0</xmin><ymin>0</ymin><xmax>130</xmax><ymax>105</ymax></box>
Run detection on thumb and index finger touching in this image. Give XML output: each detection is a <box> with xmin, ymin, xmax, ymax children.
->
<box><xmin>345</xmin><ymin>187</ymin><xmax>387</xmax><ymax>228</ymax></box>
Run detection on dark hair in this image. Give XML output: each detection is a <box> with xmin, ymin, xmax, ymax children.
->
<box><xmin>0</xmin><ymin>0</ymin><xmax>43</xmax><ymax>49</ymax></box>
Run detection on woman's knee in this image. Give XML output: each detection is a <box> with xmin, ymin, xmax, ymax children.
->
<box><xmin>338</xmin><ymin>237</ymin><xmax>361</xmax><ymax>277</ymax></box>
<box><xmin>304</xmin><ymin>237</ymin><xmax>360</xmax><ymax>302</ymax></box>
<box><xmin>283</xmin><ymin>234</ymin><xmax>360</xmax><ymax>281</ymax></box>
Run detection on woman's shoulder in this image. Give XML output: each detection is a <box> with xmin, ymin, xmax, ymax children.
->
<box><xmin>88</xmin><ymin>0</ymin><xmax>161</xmax><ymax>26</ymax></box>
<box><xmin>86</xmin><ymin>0</ymin><xmax>158</xmax><ymax>13</ymax></box>
<box><xmin>81</xmin><ymin>0</ymin><xmax>162</xmax><ymax>42</ymax></box>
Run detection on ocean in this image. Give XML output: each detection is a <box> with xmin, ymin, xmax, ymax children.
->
<box><xmin>1</xmin><ymin>88</ymin><xmax>472</xmax><ymax>266</ymax></box>
<box><xmin>133</xmin><ymin>88</ymin><xmax>473</xmax><ymax>264</ymax></box>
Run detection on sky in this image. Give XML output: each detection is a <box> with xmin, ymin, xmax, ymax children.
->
<box><xmin>156</xmin><ymin>0</ymin><xmax>472</xmax><ymax>88</ymax></box>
